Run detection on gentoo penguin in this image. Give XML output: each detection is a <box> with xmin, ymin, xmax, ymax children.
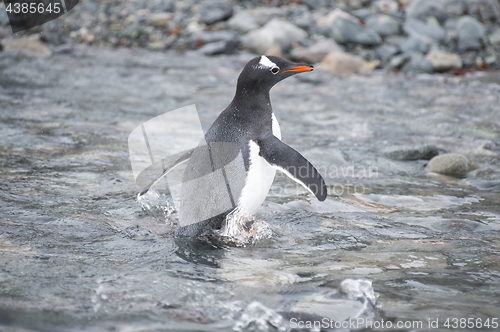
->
<box><xmin>140</xmin><ymin>55</ymin><xmax>327</xmax><ymax>238</ymax></box>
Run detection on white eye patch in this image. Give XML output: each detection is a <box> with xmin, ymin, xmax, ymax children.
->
<box><xmin>258</xmin><ymin>55</ymin><xmax>277</xmax><ymax>68</ymax></box>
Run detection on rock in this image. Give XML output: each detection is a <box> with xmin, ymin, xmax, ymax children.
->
<box><xmin>400</xmin><ymin>36</ymin><xmax>429</xmax><ymax>54</ymax></box>
<box><xmin>191</xmin><ymin>31</ymin><xmax>235</xmax><ymax>47</ymax></box>
<box><xmin>1</xmin><ymin>38</ymin><xmax>52</xmax><ymax>58</ymax></box>
<box><xmin>227</xmin><ymin>11</ymin><xmax>259</xmax><ymax>33</ymax></box>
<box><xmin>405</xmin><ymin>0</ymin><xmax>448</xmax><ymax>23</ymax></box>
<box><xmin>376</xmin><ymin>44</ymin><xmax>399</xmax><ymax>62</ymax></box>
<box><xmin>320</xmin><ymin>51</ymin><xmax>377</xmax><ymax>75</ymax></box>
<box><xmin>290</xmin><ymin>39</ymin><xmax>343</xmax><ymax>64</ymax></box>
<box><xmin>385</xmin><ymin>53</ymin><xmax>410</xmax><ymax>69</ymax></box>
<box><xmin>489</xmin><ymin>29</ymin><xmax>500</xmax><ymax>45</ymax></box>
<box><xmin>403</xmin><ymin>18</ymin><xmax>446</xmax><ymax>42</ymax></box>
<box><xmin>427</xmin><ymin>153</ymin><xmax>479</xmax><ymax>176</ymax></box>
<box><xmin>350</xmin><ymin>8</ymin><xmax>373</xmax><ymax>21</ymax></box>
<box><xmin>425</xmin><ymin>49</ymin><xmax>462</xmax><ymax>71</ymax></box>
<box><xmin>147</xmin><ymin>13</ymin><xmax>172</xmax><ymax>28</ymax></box>
<box><xmin>316</xmin><ymin>8</ymin><xmax>360</xmax><ymax>28</ymax></box>
<box><xmin>366</xmin><ymin>14</ymin><xmax>400</xmax><ymax>37</ymax></box>
<box><xmin>401</xmin><ymin>52</ymin><xmax>433</xmax><ymax>73</ymax></box>
<box><xmin>302</xmin><ymin>0</ymin><xmax>326</xmax><ymax>10</ymax></box>
<box><xmin>200</xmin><ymin>1</ymin><xmax>233</xmax><ymax>25</ymax></box>
<box><xmin>327</xmin><ymin>17</ymin><xmax>382</xmax><ymax>46</ymax></box>
<box><xmin>385</xmin><ymin>145</ymin><xmax>439</xmax><ymax>160</ymax></box>
<box><xmin>241</xmin><ymin>18</ymin><xmax>308</xmax><ymax>54</ymax></box>
<box><xmin>457</xmin><ymin>16</ymin><xmax>486</xmax><ymax>51</ymax></box>
<box><xmin>373</xmin><ymin>0</ymin><xmax>399</xmax><ymax>14</ymax></box>
<box><xmin>197</xmin><ymin>40</ymin><xmax>238</xmax><ymax>55</ymax></box>
<box><xmin>293</xmin><ymin>11</ymin><xmax>315</xmax><ymax>30</ymax></box>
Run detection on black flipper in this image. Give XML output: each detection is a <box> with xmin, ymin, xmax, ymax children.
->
<box><xmin>257</xmin><ymin>136</ymin><xmax>327</xmax><ymax>201</ymax></box>
<box><xmin>139</xmin><ymin>148</ymin><xmax>194</xmax><ymax>196</ymax></box>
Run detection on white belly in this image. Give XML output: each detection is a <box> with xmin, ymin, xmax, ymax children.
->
<box><xmin>236</xmin><ymin>113</ymin><xmax>281</xmax><ymax>216</ymax></box>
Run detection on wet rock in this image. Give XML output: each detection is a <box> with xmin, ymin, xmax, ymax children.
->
<box><xmin>400</xmin><ymin>36</ymin><xmax>429</xmax><ymax>54</ymax></box>
<box><xmin>373</xmin><ymin>0</ymin><xmax>399</xmax><ymax>14</ymax></box>
<box><xmin>147</xmin><ymin>12</ymin><xmax>172</xmax><ymax>28</ymax></box>
<box><xmin>200</xmin><ymin>1</ymin><xmax>233</xmax><ymax>25</ymax></box>
<box><xmin>327</xmin><ymin>17</ymin><xmax>382</xmax><ymax>46</ymax></box>
<box><xmin>290</xmin><ymin>39</ymin><xmax>343</xmax><ymax>64</ymax></box>
<box><xmin>401</xmin><ymin>52</ymin><xmax>433</xmax><ymax>73</ymax></box>
<box><xmin>403</xmin><ymin>18</ymin><xmax>446</xmax><ymax>43</ymax></box>
<box><xmin>376</xmin><ymin>44</ymin><xmax>399</xmax><ymax>62</ymax></box>
<box><xmin>241</xmin><ymin>18</ymin><xmax>308</xmax><ymax>54</ymax></box>
<box><xmin>320</xmin><ymin>51</ymin><xmax>377</xmax><ymax>74</ymax></box>
<box><xmin>457</xmin><ymin>16</ymin><xmax>486</xmax><ymax>51</ymax></box>
<box><xmin>227</xmin><ymin>11</ymin><xmax>259</xmax><ymax>33</ymax></box>
<box><xmin>427</xmin><ymin>153</ymin><xmax>479</xmax><ymax>176</ymax></box>
<box><xmin>365</xmin><ymin>14</ymin><xmax>400</xmax><ymax>37</ymax></box>
<box><xmin>425</xmin><ymin>49</ymin><xmax>462</xmax><ymax>71</ymax></box>
<box><xmin>1</xmin><ymin>38</ymin><xmax>52</xmax><ymax>58</ymax></box>
<box><xmin>385</xmin><ymin>145</ymin><xmax>439</xmax><ymax>160</ymax></box>
<box><xmin>405</xmin><ymin>0</ymin><xmax>448</xmax><ymax>23</ymax></box>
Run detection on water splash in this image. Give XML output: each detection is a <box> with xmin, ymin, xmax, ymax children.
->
<box><xmin>217</xmin><ymin>209</ymin><xmax>277</xmax><ymax>246</ymax></box>
<box><xmin>137</xmin><ymin>189</ymin><xmax>175</xmax><ymax>219</ymax></box>
<box><xmin>234</xmin><ymin>302</ymin><xmax>289</xmax><ymax>332</ymax></box>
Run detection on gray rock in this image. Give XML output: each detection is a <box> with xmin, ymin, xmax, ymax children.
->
<box><xmin>200</xmin><ymin>1</ymin><xmax>233</xmax><ymax>25</ymax></box>
<box><xmin>227</xmin><ymin>11</ymin><xmax>259</xmax><ymax>33</ymax></box>
<box><xmin>403</xmin><ymin>18</ymin><xmax>446</xmax><ymax>42</ymax></box>
<box><xmin>489</xmin><ymin>29</ymin><xmax>500</xmax><ymax>45</ymax></box>
<box><xmin>365</xmin><ymin>14</ymin><xmax>400</xmax><ymax>37</ymax></box>
<box><xmin>400</xmin><ymin>36</ymin><xmax>429</xmax><ymax>54</ymax></box>
<box><xmin>241</xmin><ymin>18</ymin><xmax>308</xmax><ymax>54</ymax></box>
<box><xmin>302</xmin><ymin>0</ymin><xmax>326</xmax><ymax>10</ymax></box>
<box><xmin>147</xmin><ymin>13</ymin><xmax>173</xmax><ymax>28</ymax></box>
<box><xmin>401</xmin><ymin>52</ymin><xmax>433</xmax><ymax>73</ymax></box>
<box><xmin>385</xmin><ymin>145</ymin><xmax>439</xmax><ymax>160</ymax></box>
<box><xmin>327</xmin><ymin>17</ymin><xmax>382</xmax><ymax>46</ymax></box>
<box><xmin>350</xmin><ymin>8</ymin><xmax>373</xmax><ymax>21</ymax></box>
<box><xmin>376</xmin><ymin>44</ymin><xmax>399</xmax><ymax>62</ymax></box>
<box><xmin>291</xmin><ymin>39</ymin><xmax>343</xmax><ymax>64</ymax></box>
<box><xmin>425</xmin><ymin>49</ymin><xmax>462</xmax><ymax>71</ymax></box>
<box><xmin>320</xmin><ymin>51</ymin><xmax>377</xmax><ymax>74</ymax></box>
<box><xmin>373</xmin><ymin>0</ymin><xmax>399</xmax><ymax>14</ymax></box>
<box><xmin>191</xmin><ymin>31</ymin><xmax>235</xmax><ymax>47</ymax></box>
<box><xmin>405</xmin><ymin>0</ymin><xmax>448</xmax><ymax>23</ymax></box>
<box><xmin>197</xmin><ymin>40</ymin><xmax>239</xmax><ymax>55</ymax></box>
<box><xmin>1</xmin><ymin>38</ymin><xmax>52</xmax><ymax>58</ymax></box>
<box><xmin>385</xmin><ymin>53</ymin><xmax>410</xmax><ymax>69</ymax></box>
<box><xmin>427</xmin><ymin>153</ymin><xmax>478</xmax><ymax>176</ymax></box>
<box><xmin>457</xmin><ymin>16</ymin><xmax>486</xmax><ymax>51</ymax></box>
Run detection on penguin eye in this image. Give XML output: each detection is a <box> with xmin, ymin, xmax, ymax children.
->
<box><xmin>270</xmin><ymin>66</ymin><xmax>280</xmax><ymax>74</ymax></box>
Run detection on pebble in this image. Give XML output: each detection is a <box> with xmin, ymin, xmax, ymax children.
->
<box><xmin>489</xmin><ymin>29</ymin><xmax>500</xmax><ymax>45</ymax></box>
<box><xmin>401</xmin><ymin>52</ymin><xmax>433</xmax><ymax>74</ymax></box>
<box><xmin>376</xmin><ymin>44</ymin><xmax>399</xmax><ymax>62</ymax></box>
<box><xmin>200</xmin><ymin>1</ymin><xmax>233</xmax><ymax>25</ymax></box>
<box><xmin>227</xmin><ymin>12</ymin><xmax>260</xmax><ymax>33</ymax></box>
<box><xmin>405</xmin><ymin>0</ymin><xmax>448</xmax><ymax>23</ymax></box>
<box><xmin>403</xmin><ymin>18</ymin><xmax>446</xmax><ymax>43</ymax></box>
<box><xmin>327</xmin><ymin>17</ymin><xmax>382</xmax><ymax>46</ymax></box>
<box><xmin>425</xmin><ymin>49</ymin><xmax>462</xmax><ymax>71</ymax></box>
<box><xmin>373</xmin><ymin>0</ymin><xmax>399</xmax><ymax>14</ymax></box>
<box><xmin>320</xmin><ymin>51</ymin><xmax>377</xmax><ymax>75</ymax></box>
<box><xmin>400</xmin><ymin>36</ymin><xmax>429</xmax><ymax>54</ymax></box>
<box><xmin>427</xmin><ymin>153</ymin><xmax>479</xmax><ymax>176</ymax></box>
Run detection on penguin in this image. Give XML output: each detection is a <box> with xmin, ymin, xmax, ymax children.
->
<box><xmin>139</xmin><ymin>55</ymin><xmax>327</xmax><ymax>238</ymax></box>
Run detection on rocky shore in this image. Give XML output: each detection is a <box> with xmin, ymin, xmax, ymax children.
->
<box><xmin>1</xmin><ymin>0</ymin><xmax>500</xmax><ymax>74</ymax></box>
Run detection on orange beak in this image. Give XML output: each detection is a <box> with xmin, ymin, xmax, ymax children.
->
<box><xmin>283</xmin><ymin>65</ymin><xmax>314</xmax><ymax>73</ymax></box>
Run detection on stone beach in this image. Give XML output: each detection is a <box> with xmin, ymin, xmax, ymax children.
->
<box><xmin>1</xmin><ymin>0</ymin><xmax>500</xmax><ymax>74</ymax></box>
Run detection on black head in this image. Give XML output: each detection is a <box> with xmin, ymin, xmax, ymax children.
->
<box><xmin>235</xmin><ymin>55</ymin><xmax>313</xmax><ymax>95</ymax></box>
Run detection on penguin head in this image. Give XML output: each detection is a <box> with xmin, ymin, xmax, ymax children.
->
<box><xmin>236</xmin><ymin>55</ymin><xmax>313</xmax><ymax>93</ymax></box>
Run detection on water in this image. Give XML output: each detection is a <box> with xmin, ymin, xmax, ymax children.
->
<box><xmin>1</xmin><ymin>46</ymin><xmax>499</xmax><ymax>331</ymax></box>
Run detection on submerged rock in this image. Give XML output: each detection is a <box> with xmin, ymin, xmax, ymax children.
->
<box><xmin>385</xmin><ymin>145</ymin><xmax>439</xmax><ymax>160</ymax></box>
<box><xmin>427</xmin><ymin>153</ymin><xmax>479</xmax><ymax>176</ymax></box>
